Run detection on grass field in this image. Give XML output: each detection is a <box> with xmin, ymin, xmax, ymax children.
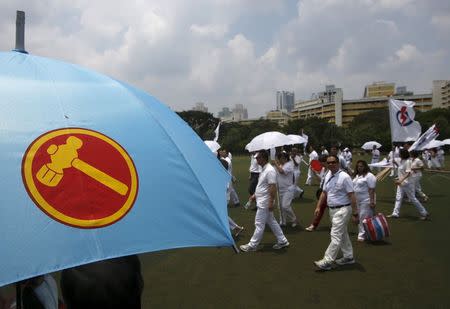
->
<box><xmin>140</xmin><ymin>154</ymin><xmax>450</xmax><ymax>308</ymax></box>
<box><xmin>2</xmin><ymin>154</ymin><xmax>449</xmax><ymax>308</ymax></box>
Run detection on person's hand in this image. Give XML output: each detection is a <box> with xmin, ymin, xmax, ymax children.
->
<box><xmin>370</xmin><ymin>202</ymin><xmax>375</xmax><ymax>209</ymax></box>
<box><xmin>314</xmin><ymin>207</ymin><xmax>320</xmax><ymax>216</ymax></box>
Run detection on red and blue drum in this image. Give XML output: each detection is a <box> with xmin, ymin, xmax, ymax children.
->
<box><xmin>362</xmin><ymin>213</ymin><xmax>390</xmax><ymax>241</ymax></box>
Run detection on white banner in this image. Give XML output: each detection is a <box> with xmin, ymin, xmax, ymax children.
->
<box><xmin>409</xmin><ymin>124</ymin><xmax>439</xmax><ymax>151</ymax></box>
<box><xmin>213</xmin><ymin>121</ymin><xmax>221</xmax><ymax>142</ymax></box>
<box><xmin>389</xmin><ymin>98</ymin><xmax>421</xmax><ymax>142</ymax></box>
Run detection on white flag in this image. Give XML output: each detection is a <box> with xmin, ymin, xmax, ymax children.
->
<box><xmin>213</xmin><ymin>121</ymin><xmax>221</xmax><ymax>142</ymax></box>
<box><xmin>409</xmin><ymin>124</ymin><xmax>439</xmax><ymax>151</ymax></box>
<box><xmin>301</xmin><ymin>130</ymin><xmax>309</xmax><ymax>147</ymax></box>
<box><xmin>388</xmin><ymin>98</ymin><xmax>421</xmax><ymax>142</ymax></box>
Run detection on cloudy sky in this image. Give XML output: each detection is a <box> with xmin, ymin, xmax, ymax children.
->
<box><xmin>1</xmin><ymin>0</ymin><xmax>449</xmax><ymax>117</ymax></box>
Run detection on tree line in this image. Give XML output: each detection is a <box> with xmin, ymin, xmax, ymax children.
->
<box><xmin>177</xmin><ymin>107</ymin><xmax>450</xmax><ymax>154</ymax></box>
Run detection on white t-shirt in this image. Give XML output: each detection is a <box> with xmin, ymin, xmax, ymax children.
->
<box><xmin>255</xmin><ymin>163</ymin><xmax>277</xmax><ymax>209</ymax></box>
<box><xmin>276</xmin><ymin>160</ymin><xmax>295</xmax><ymax>192</ymax></box>
<box><xmin>309</xmin><ymin>150</ymin><xmax>319</xmax><ymax>162</ymax></box>
<box><xmin>395</xmin><ymin>158</ymin><xmax>412</xmax><ymax>185</ymax></box>
<box><xmin>323</xmin><ymin>170</ymin><xmax>354</xmax><ymax>206</ymax></box>
<box><xmin>249</xmin><ymin>155</ymin><xmax>262</xmax><ymax>173</ymax></box>
<box><xmin>353</xmin><ymin>172</ymin><xmax>376</xmax><ymax>204</ymax></box>
<box><xmin>372</xmin><ymin>149</ymin><xmax>380</xmax><ymax>161</ymax></box>
<box><xmin>411</xmin><ymin>157</ymin><xmax>424</xmax><ymax>178</ymax></box>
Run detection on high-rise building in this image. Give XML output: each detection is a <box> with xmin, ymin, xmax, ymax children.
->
<box><xmin>432</xmin><ymin>80</ymin><xmax>450</xmax><ymax>108</ymax></box>
<box><xmin>232</xmin><ymin>104</ymin><xmax>248</xmax><ymax>121</ymax></box>
<box><xmin>192</xmin><ymin>102</ymin><xmax>208</xmax><ymax>113</ymax></box>
<box><xmin>218</xmin><ymin>107</ymin><xmax>232</xmax><ymax>119</ymax></box>
<box><xmin>363</xmin><ymin>82</ymin><xmax>395</xmax><ymax>97</ymax></box>
<box><xmin>276</xmin><ymin>91</ymin><xmax>295</xmax><ymax>112</ymax></box>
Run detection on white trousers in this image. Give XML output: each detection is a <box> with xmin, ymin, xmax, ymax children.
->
<box><xmin>279</xmin><ymin>190</ymin><xmax>297</xmax><ymax>225</ymax></box>
<box><xmin>411</xmin><ymin>176</ymin><xmax>427</xmax><ymax>199</ymax></box>
<box><xmin>357</xmin><ymin>202</ymin><xmax>374</xmax><ymax>240</ymax></box>
<box><xmin>249</xmin><ymin>207</ymin><xmax>288</xmax><ymax>248</ymax></box>
<box><xmin>228</xmin><ymin>183</ymin><xmax>240</xmax><ymax>205</ymax></box>
<box><xmin>228</xmin><ymin>217</ymin><xmax>239</xmax><ymax>230</ymax></box>
<box><xmin>306</xmin><ymin>167</ymin><xmax>318</xmax><ymax>185</ymax></box>
<box><xmin>392</xmin><ymin>183</ymin><xmax>428</xmax><ymax>216</ymax></box>
<box><xmin>324</xmin><ymin>206</ymin><xmax>353</xmax><ymax>262</ymax></box>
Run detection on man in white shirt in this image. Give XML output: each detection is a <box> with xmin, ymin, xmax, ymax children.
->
<box><xmin>274</xmin><ymin>152</ymin><xmax>299</xmax><ymax>227</ymax></box>
<box><xmin>313</xmin><ymin>154</ymin><xmax>358</xmax><ymax>270</ymax></box>
<box><xmin>248</xmin><ymin>152</ymin><xmax>262</xmax><ymax>195</ymax></box>
<box><xmin>240</xmin><ymin>150</ymin><xmax>289</xmax><ymax>252</ymax></box>
<box><xmin>219</xmin><ymin>149</ymin><xmax>240</xmax><ymax>207</ymax></box>
<box><xmin>290</xmin><ymin>147</ymin><xmax>304</xmax><ymax>198</ymax></box>
<box><xmin>371</xmin><ymin>145</ymin><xmax>381</xmax><ymax>172</ymax></box>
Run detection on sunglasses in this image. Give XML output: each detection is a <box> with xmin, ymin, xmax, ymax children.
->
<box><xmin>326</xmin><ymin>161</ymin><xmax>338</xmax><ymax>164</ymax></box>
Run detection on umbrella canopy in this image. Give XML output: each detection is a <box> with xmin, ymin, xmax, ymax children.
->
<box><xmin>286</xmin><ymin>134</ymin><xmax>308</xmax><ymax>145</ymax></box>
<box><xmin>0</xmin><ymin>51</ymin><xmax>233</xmax><ymax>287</ymax></box>
<box><xmin>362</xmin><ymin>141</ymin><xmax>382</xmax><ymax>150</ymax></box>
<box><xmin>245</xmin><ymin>131</ymin><xmax>292</xmax><ymax>152</ymax></box>
<box><xmin>204</xmin><ymin>140</ymin><xmax>221</xmax><ymax>153</ymax></box>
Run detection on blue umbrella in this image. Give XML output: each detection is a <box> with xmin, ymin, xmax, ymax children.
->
<box><xmin>0</xmin><ymin>50</ymin><xmax>233</xmax><ymax>287</ymax></box>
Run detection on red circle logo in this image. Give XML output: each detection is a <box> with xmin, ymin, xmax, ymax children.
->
<box><xmin>22</xmin><ymin>128</ymin><xmax>139</xmax><ymax>228</ymax></box>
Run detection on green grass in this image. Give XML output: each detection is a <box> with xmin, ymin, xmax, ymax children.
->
<box><xmin>2</xmin><ymin>155</ymin><xmax>449</xmax><ymax>308</ymax></box>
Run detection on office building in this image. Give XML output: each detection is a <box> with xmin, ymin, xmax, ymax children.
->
<box><xmin>276</xmin><ymin>91</ymin><xmax>295</xmax><ymax>112</ymax></box>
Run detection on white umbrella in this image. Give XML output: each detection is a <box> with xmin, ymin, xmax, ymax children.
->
<box><xmin>204</xmin><ymin>140</ymin><xmax>221</xmax><ymax>153</ymax></box>
<box><xmin>287</xmin><ymin>134</ymin><xmax>308</xmax><ymax>145</ymax></box>
<box><xmin>362</xmin><ymin>141</ymin><xmax>382</xmax><ymax>150</ymax></box>
<box><xmin>245</xmin><ymin>131</ymin><xmax>292</xmax><ymax>152</ymax></box>
<box><xmin>424</xmin><ymin>139</ymin><xmax>445</xmax><ymax>149</ymax></box>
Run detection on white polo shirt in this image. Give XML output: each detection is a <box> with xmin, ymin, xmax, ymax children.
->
<box><xmin>255</xmin><ymin>163</ymin><xmax>277</xmax><ymax>209</ymax></box>
<box><xmin>395</xmin><ymin>158</ymin><xmax>412</xmax><ymax>184</ymax></box>
<box><xmin>249</xmin><ymin>155</ymin><xmax>262</xmax><ymax>173</ymax></box>
<box><xmin>323</xmin><ymin>170</ymin><xmax>354</xmax><ymax>207</ymax></box>
<box><xmin>276</xmin><ymin>160</ymin><xmax>295</xmax><ymax>192</ymax></box>
<box><xmin>353</xmin><ymin>172</ymin><xmax>376</xmax><ymax>204</ymax></box>
<box><xmin>411</xmin><ymin>157</ymin><xmax>424</xmax><ymax>178</ymax></box>
<box><xmin>309</xmin><ymin>150</ymin><xmax>319</xmax><ymax>162</ymax></box>
<box><xmin>372</xmin><ymin>149</ymin><xmax>380</xmax><ymax>161</ymax></box>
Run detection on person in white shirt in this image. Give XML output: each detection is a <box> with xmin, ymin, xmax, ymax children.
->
<box><xmin>371</xmin><ymin>145</ymin><xmax>381</xmax><ymax>173</ymax></box>
<box><xmin>429</xmin><ymin>148</ymin><xmax>442</xmax><ymax>170</ymax></box>
<box><xmin>410</xmin><ymin>151</ymin><xmax>428</xmax><ymax>202</ymax></box>
<box><xmin>240</xmin><ymin>150</ymin><xmax>289</xmax><ymax>252</ymax></box>
<box><xmin>387</xmin><ymin>149</ymin><xmax>429</xmax><ymax>219</ymax></box>
<box><xmin>290</xmin><ymin>147</ymin><xmax>304</xmax><ymax>198</ymax></box>
<box><xmin>305</xmin><ymin>145</ymin><xmax>320</xmax><ymax>185</ymax></box>
<box><xmin>320</xmin><ymin>146</ymin><xmax>329</xmax><ymax>156</ymax></box>
<box><xmin>273</xmin><ymin>152</ymin><xmax>299</xmax><ymax>228</ymax></box>
<box><xmin>313</xmin><ymin>154</ymin><xmax>359</xmax><ymax>270</ymax></box>
<box><xmin>219</xmin><ymin>149</ymin><xmax>240</xmax><ymax>207</ymax></box>
<box><xmin>248</xmin><ymin>151</ymin><xmax>262</xmax><ymax>196</ymax></box>
<box><xmin>330</xmin><ymin>145</ymin><xmax>348</xmax><ymax>173</ymax></box>
<box><xmin>352</xmin><ymin>160</ymin><xmax>376</xmax><ymax>241</ymax></box>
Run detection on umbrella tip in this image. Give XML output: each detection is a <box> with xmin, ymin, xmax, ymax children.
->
<box><xmin>13</xmin><ymin>10</ymin><xmax>28</xmax><ymax>54</ymax></box>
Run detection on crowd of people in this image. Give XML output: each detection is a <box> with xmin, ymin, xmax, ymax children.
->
<box><xmin>216</xmin><ymin>142</ymin><xmax>444</xmax><ymax>272</ymax></box>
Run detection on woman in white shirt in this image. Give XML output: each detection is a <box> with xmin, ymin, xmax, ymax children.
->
<box><xmin>388</xmin><ymin>149</ymin><xmax>429</xmax><ymax>220</ymax></box>
<box><xmin>352</xmin><ymin>160</ymin><xmax>376</xmax><ymax>241</ymax></box>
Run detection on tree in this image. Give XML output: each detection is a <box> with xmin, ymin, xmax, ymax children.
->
<box><xmin>176</xmin><ymin>111</ymin><xmax>219</xmax><ymax>140</ymax></box>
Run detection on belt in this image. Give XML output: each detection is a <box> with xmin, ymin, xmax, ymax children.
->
<box><xmin>328</xmin><ymin>204</ymin><xmax>350</xmax><ymax>209</ymax></box>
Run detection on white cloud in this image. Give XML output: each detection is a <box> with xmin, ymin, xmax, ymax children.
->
<box><xmin>190</xmin><ymin>24</ymin><xmax>228</xmax><ymax>39</ymax></box>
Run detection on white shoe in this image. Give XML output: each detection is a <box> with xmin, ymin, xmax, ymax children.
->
<box><xmin>335</xmin><ymin>257</ymin><xmax>355</xmax><ymax>266</ymax></box>
<box><xmin>314</xmin><ymin>259</ymin><xmax>333</xmax><ymax>270</ymax></box>
<box><xmin>273</xmin><ymin>241</ymin><xmax>289</xmax><ymax>250</ymax></box>
<box><xmin>239</xmin><ymin>244</ymin><xmax>257</xmax><ymax>252</ymax></box>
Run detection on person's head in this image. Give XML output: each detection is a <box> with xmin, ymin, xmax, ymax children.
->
<box><xmin>291</xmin><ymin>147</ymin><xmax>298</xmax><ymax>156</ymax></box>
<box><xmin>410</xmin><ymin>150</ymin><xmax>419</xmax><ymax>158</ymax></box>
<box><xmin>326</xmin><ymin>154</ymin><xmax>340</xmax><ymax>173</ymax></box>
<box><xmin>372</xmin><ymin>145</ymin><xmax>377</xmax><ymax>150</ymax></box>
<box><xmin>319</xmin><ymin>154</ymin><xmax>329</xmax><ymax>168</ymax></box>
<box><xmin>329</xmin><ymin>145</ymin><xmax>339</xmax><ymax>155</ymax></box>
<box><xmin>255</xmin><ymin>150</ymin><xmax>269</xmax><ymax>166</ymax></box>
<box><xmin>354</xmin><ymin>160</ymin><xmax>370</xmax><ymax>176</ymax></box>
<box><xmin>399</xmin><ymin>148</ymin><xmax>410</xmax><ymax>160</ymax></box>
<box><xmin>61</xmin><ymin>255</ymin><xmax>143</xmax><ymax>309</ymax></box>
<box><xmin>218</xmin><ymin>148</ymin><xmax>227</xmax><ymax>158</ymax></box>
<box><xmin>277</xmin><ymin>151</ymin><xmax>290</xmax><ymax>164</ymax></box>
<box><xmin>320</xmin><ymin>145</ymin><xmax>326</xmax><ymax>151</ymax></box>
<box><xmin>308</xmin><ymin>145</ymin><xmax>314</xmax><ymax>152</ymax></box>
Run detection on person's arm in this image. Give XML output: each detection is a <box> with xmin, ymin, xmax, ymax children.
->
<box><xmin>314</xmin><ymin>191</ymin><xmax>327</xmax><ymax>215</ymax></box>
<box><xmin>369</xmin><ymin>188</ymin><xmax>375</xmax><ymax>209</ymax></box>
<box><xmin>268</xmin><ymin>183</ymin><xmax>276</xmax><ymax>211</ymax></box>
<box><xmin>348</xmin><ymin>192</ymin><xmax>359</xmax><ymax>223</ymax></box>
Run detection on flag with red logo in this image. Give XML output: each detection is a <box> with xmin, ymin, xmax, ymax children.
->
<box><xmin>388</xmin><ymin>98</ymin><xmax>421</xmax><ymax>142</ymax></box>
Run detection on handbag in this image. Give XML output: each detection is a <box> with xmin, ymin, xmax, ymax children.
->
<box><xmin>362</xmin><ymin>213</ymin><xmax>390</xmax><ymax>241</ymax></box>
